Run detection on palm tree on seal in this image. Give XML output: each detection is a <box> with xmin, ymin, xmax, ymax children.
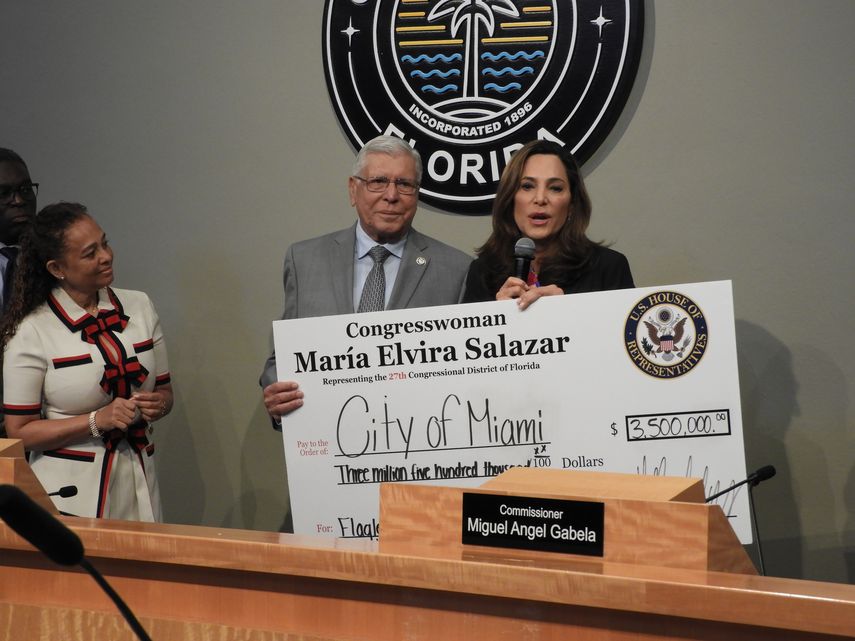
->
<box><xmin>427</xmin><ymin>0</ymin><xmax>520</xmax><ymax>98</ymax></box>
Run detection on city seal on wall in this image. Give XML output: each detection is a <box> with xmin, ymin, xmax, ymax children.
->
<box><xmin>624</xmin><ymin>291</ymin><xmax>709</xmax><ymax>379</ymax></box>
<box><xmin>323</xmin><ymin>0</ymin><xmax>644</xmax><ymax>214</ymax></box>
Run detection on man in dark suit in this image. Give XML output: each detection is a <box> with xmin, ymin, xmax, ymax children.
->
<box><xmin>260</xmin><ymin>136</ymin><xmax>471</xmax><ymax>424</ymax></box>
<box><xmin>0</xmin><ymin>148</ymin><xmax>38</xmax><ymax>437</ymax></box>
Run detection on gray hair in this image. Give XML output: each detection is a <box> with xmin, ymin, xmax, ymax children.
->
<box><xmin>352</xmin><ymin>135</ymin><xmax>422</xmax><ymax>183</ymax></box>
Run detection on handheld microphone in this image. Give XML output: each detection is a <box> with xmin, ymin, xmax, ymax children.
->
<box><xmin>705</xmin><ymin>465</ymin><xmax>776</xmax><ymax>503</ymax></box>
<box><xmin>0</xmin><ymin>484</ymin><xmax>84</xmax><ymax>565</ymax></box>
<box><xmin>513</xmin><ymin>237</ymin><xmax>536</xmax><ymax>281</ymax></box>
<box><xmin>48</xmin><ymin>485</ymin><xmax>79</xmax><ymax>498</ymax></box>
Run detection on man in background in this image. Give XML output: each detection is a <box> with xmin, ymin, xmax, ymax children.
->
<box><xmin>0</xmin><ymin>148</ymin><xmax>38</xmax><ymax>437</ymax></box>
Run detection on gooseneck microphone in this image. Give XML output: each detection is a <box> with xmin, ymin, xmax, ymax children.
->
<box><xmin>0</xmin><ymin>484</ymin><xmax>84</xmax><ymax>565</ymax></box>
<box><xmin>704</xmin><ymin>465</ymin><xmax>776</xmax><ymax>576</ymax></box>
<box><xmin>704</xmin><ymin>465</ymin><xmax>776</xmax><ymax>503</ymax></box>
<box><xmin>0</xmin><ymin>484</ymin><xmax>153</xmax><ymax>640</ymax></box>
<box><xmin>749</xmin><ymin>464</ymin><xmax>776</xmax><ymax>484</ymax></box>
<box><xmin>48</xmin><ymin>485</ymin><xmax>79</xmax><ymax>498</ymax></box>
<box><xmin>513</xmin><ymin>237</ymin><xmax>536</xmax><ymax>281</ymax></box>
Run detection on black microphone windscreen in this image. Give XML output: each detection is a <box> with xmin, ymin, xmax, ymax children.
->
<box><xmin>751</xmin><ymin>465</ymin><xmax>777</xmax><ymax>483</ymax></box>
<box><xmin>0</xmin><ymin>484</ymin><xmax>84</xmax><ymax>566</ymax></box>
<box><xmin>514</xmin><ymin>237</ymin><xmax>536</xmax><ymax>259</ymax></box>
<box><xmin>57</xmin><ymin>485</ymin><xmax>78</xmax><ymax>498</ymax></box>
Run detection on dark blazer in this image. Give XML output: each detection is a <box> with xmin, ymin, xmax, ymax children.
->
<box><xmin>462</xmin><ymin>245</ymin><xmax>634</xmax><ymax>303</ymax></box>
<box><xmin>260</xmin><ymin>224</ymin><xmax>472</xmax><ymax>387</ymax></box>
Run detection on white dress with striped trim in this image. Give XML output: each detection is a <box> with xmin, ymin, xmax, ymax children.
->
<box><xmin>2</xmin><ymin>286</ymin><xmax>170</xmax><ymax>520</ymax></box>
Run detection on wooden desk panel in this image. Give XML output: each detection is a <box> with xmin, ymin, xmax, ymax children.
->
<box><xmin>1</xmin><ymin>519</ymin><xmax>853</xmax><ymax>640</ymax></box>
<box><xmin>0</xmin><ymin>602</ymin><xmax>329</xmax><ymax>641</ymax></box>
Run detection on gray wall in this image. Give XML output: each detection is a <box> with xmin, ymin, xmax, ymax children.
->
<box><xmin>2</xmin><ymin>1</ymin><xmax>852</xmax><ymax>583</ymax></box>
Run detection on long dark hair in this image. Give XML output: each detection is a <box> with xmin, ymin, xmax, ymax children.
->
<box><xmin>475</xmin><ymin>140</ymin><xmax>598</xmax><ymax>294</ymax></box>
<box><xmin>0</xmin><ymin>202</ymin><xmax>90</xmax><ymax>352</ymax></box>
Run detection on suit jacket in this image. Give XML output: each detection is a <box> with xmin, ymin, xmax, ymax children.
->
<box><xmin>260</xmin><ymin>224</ymin><xmax>472</xmax><ymax>387</ymax></box>
<box><xmin>462</xmin><ymin>245</ymin><xmax>634</xmax><ymax>303</ymax></box>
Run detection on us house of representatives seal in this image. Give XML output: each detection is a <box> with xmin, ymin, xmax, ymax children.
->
<box><xmin>624</xmin><ymin>291</ymin><xmax>709</xmax><ymax>379</ymax></box>
<box><xmin>323</xmin><ymin>0</ymin><xmax>644</xmax><ymax>214</ymax></box>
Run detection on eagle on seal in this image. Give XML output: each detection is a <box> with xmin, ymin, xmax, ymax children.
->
<box><xmin>644</xmin><ymin>317</ymin><xmax>687</xmax><ymax>354</ymax></box>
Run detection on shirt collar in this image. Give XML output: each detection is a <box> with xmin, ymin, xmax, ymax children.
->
<box><xmin>355</xmin><ymin>222</ymin><xmax>407</xmax><ymax>260</ymax></box>
<box><xmin>50</xmin><ymin>286</ymin><xmax>113</xmax><ymax>322</ymax></box>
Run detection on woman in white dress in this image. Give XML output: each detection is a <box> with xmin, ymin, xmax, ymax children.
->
<box><xmin>1</xmin><ymin>202</ymin><xmax>172</xmax><ymax>520</ymax></box>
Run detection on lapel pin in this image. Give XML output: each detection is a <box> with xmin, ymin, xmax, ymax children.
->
<box><xmin>416</xmin><ymin>256</ymin><xmax>426</xmax><ymax>265</ymax></box>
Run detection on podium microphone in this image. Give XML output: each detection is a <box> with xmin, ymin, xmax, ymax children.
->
<box><xmin>704</xmin><ymin>465</ymin><xmax>776</xmax><ymax>503</ymax></box>
<box><xmin>513</xmin><ymin>237</ymin><xmax>536</xmax><ymax>281</ymax></box>
<box><xmin>704</xmin><ymin>465</ymin><xmax>776</xmax><ymax>576</ymax></box>
<box><xmin>48</xmin><ymin>485</ymin><xmax>78</xmax><ymax>498</ymax></box>
<box><xmin>0</xmin><ymin>484</ymin><xmax>83</xmax><ymax>565</ymax></box>
<box><xmin>0</xmin><ymin>484</ymin><xmax>153</xmax><ymax>641</ymax></box>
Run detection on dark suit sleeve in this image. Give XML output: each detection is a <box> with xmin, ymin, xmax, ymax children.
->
<box><xmin>601</xmin><ymin>249</ymin><xmax>634</xmax><ymax>290</ymax></box>
<box><xmin>462</xmin><ymin>257</ymin><xmax>494</xmax><ymax>303</ymax></box>
<box><xmin>561</xmin><ymin>247</ymin><xmax>634</xmax><ymax>294</ymax></box>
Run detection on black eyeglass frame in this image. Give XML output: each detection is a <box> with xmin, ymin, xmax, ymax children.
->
<box><xmin>0</xmin><ymin>182</ymin><xmax>39</xmax><ymax>204</ymax></box>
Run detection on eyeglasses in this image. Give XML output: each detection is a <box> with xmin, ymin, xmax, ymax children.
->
<box><xmin>0</xmin><ymin>182</ymin><xmax>39</xmax><ymax>204</ymax></box>
<box><xmin>353</xmin><ymin>175</ymin><xmax>419</xmax><ymax>196</ymax></box>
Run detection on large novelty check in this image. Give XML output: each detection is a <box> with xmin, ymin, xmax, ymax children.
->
<box><xmin>274</xmin><ymin>281</ymin><xmax>751</xmax><ymax>542</ymax></box>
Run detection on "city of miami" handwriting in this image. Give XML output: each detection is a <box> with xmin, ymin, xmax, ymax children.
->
<box><xmin>335</xmin><ymin>393</ymin><xmax>546</xmax><ymax>459</ymax></box>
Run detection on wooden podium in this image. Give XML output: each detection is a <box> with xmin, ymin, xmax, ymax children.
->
<box><xmin>380</xmin><ymin>467</ymin><xmax>757</xmax><ymax>574</ymax></box>
<box><xmin>1</xmin><ymin>439</ymin><xmax>854</xmax><ymax>640</ymax></box>
<box><xmin>0</xmin><ymin>438</ymin><xmax>57</xmax><ymax>514</ymax></box>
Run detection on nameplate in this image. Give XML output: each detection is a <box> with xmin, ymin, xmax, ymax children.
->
<box><xmin>462</xmin><ymin>493</ymin><xmax>604</xmax><ymax>556</ymax></box>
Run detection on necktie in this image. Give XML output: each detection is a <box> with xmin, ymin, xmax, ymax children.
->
<box><xmin>1</xmin><ymin>246</ymin><xmax>18</xmax><ymax>311</ymax></box>
<box><xmin>357</xmin><ymin>245</ymin><xmax>392</xmax><ymax>313</ymax></box>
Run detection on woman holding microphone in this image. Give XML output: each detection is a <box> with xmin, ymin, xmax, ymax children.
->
<box><xmin>463</xmin><ymin>140</ymin><xmax>634</xmax><ymax>306</ymax></box>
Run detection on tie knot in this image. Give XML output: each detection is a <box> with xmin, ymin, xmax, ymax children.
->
<box><xmin>0</xmin><ymin>246</ymin><xmax>18</xmax><ymax>261</ymax></box>
<box><xmin>367</xmin><ymin>245</ymin><xmax>391</xmax><ymax>265</ymax></box>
